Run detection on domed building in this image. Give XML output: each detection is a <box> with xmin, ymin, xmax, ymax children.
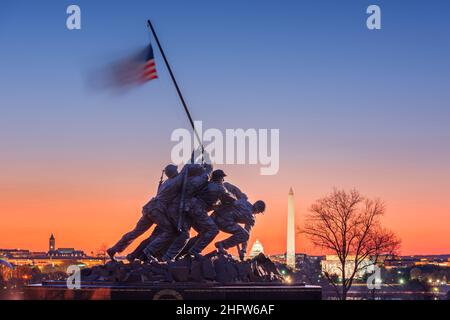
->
<box><xmin>249</xmin><ymin>239</ymin><xmax>265</xmax><ymax>258</ymax></box>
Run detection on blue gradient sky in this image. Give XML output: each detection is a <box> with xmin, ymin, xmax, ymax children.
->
<box><xmin>1</xmin><ymin>0</ymin><xmax>450</xmax><ymax>255</ymax></box>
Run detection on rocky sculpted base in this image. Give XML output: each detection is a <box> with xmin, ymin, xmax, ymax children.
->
<box><xmin>81</xmin><ymin>253</ymin><xmax>284</xmax><ymax>284</ymax></box>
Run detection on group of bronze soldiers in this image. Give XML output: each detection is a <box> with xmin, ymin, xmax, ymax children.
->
<box><xmin>107</xmin><ymin>161</ymin><xmax>266</xmax><ymax>263</ymax></box>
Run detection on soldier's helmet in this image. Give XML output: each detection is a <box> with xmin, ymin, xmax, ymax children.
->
<box><xmin>164</xmin><ymin>164</ymin><xmax>178</xmax><ymax>179</ymax></box>
<box><xmin>253</xmin><ymin>200</ymin><xmax>266</xmax><ymax>214</ymax></box>
<box><xmin>211</xmin><ymin>169</ymin><xmax>227</xmax><ymax>181</ymax></box>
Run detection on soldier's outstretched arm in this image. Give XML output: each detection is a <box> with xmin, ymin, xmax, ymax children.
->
<box><xmin>185</xmin><ymin>163</ymin><xmax>213</xmax><ymax>196</ymax></box>
<box><xmin>218</xmin><ymin>184</ymin><xmax>238</xmax><ymax>205</ymax></box>
<box><xmin>203</xmin><ymin>163</ymin><xmax>213</xmax><ymax>176</ymax></box>
<box><xmin>202</xmin><ymin>149</ymin><xmax>212</xmax><ymax>165</ymax></box>
<box><xmin>223</xmin><ymin>182</ymin><xmax>248</xmax><ymax>200</ymax></box>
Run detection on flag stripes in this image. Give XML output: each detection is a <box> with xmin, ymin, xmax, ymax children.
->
<box><xmin>142</xmin><ymin>44</ymin><xmax>158</xmax><ymax>82</ymax></box>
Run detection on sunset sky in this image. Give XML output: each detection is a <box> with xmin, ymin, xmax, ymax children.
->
<box><xmin>1</xmin><ymin>0</ymin><xmax>450</xmax><ymax>256</ymax></box>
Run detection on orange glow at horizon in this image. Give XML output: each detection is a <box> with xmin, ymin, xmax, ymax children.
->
<box><xmin>1</xmin><ymin>157</ymin><xmax>450</xmax><ymax>257</ymax></box>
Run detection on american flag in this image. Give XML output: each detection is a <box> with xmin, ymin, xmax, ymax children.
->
<box><xmin>110</xmin><ymin>43</ymin><xmax>158</xmax><ymax>87</ymax></box>
<box><xmin>142</xmin><ymin>44</ymin><xmax>158</xmax><ymax>82</ymax></box>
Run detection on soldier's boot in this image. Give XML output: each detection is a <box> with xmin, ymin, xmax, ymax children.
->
<box><xmin>126</xmin><ymin>253</ymin><xmax>136</xmax><ymax>263</ymax></box>
<box><xmin>138</xmin><ymin>253</ymin><xmax>148</xmax><ymax>262</ymax></box>
<box><xmin>144</xmin><ymin>253</ymin><xmax>158</xmax><ymax>263</ymax></box>
<box><xmin>106</xmin><ymin>248</ymin><xmax>116</xmax><ymax>261</ymax></box>
<box><xmin>161</xmin><ymin>257</ymin><xmax>173</xmax><ymax>263</ymax></box>
<box><xmin>215</xmin><ymin>242</ymin><xmax>228</xmax><ymax>255</ymax></box>
<box><xmin>187</xmin><ymin>252</ymin><xmax>204</xmax><ymax>261</ymax></box>
<box><xmin>161</xmin><ymin>230</ymin><xmax>190</xmax><ymax>262</ymax></box>
<box><xmin>143</xmin><ymin>247</ymin><xmax>159</xmax><ymax>263</ymax></box>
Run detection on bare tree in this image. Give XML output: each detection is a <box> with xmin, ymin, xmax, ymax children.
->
<box><xmin>301</xmin><ymin>189</ymin><xmax>400</xmax><ymax>300</ymax></box>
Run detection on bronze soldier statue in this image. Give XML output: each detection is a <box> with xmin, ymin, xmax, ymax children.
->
<box><xmin>108</xmin><ymin>156</ymin><xmax>264</xmax><ymax>264</ymax></box>
<box><xmin>184</xmin><ymin>182</ymin><xmax>265</xmax><ymax>261</ymax></box>
<box><xmin>106</xmin><ymin>164</ymin><xmax>182</xmax><ymax>260</ymax></box>
<box><xmin>160</xmin><ymin>164</ymin><xmax>212</xmax><ymax>261</ymax></box>
<box><xmin>143</xmin><ymin>163</ymin><xmax>213</xmax><ymax>261</ymax></box>
<box><xmin>178</xmin><ymin>170</ymin><xmax>237</xmax><ymax>259</ymax></box>
<box><xmin>213</xmin><ymin>191</ymin><xmax>266</xmax><ymax>261</ymax></box>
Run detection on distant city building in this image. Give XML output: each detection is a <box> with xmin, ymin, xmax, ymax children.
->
<box><xmin>47</xmin><ymin>234</ymin><xmax>86</xmax><ymax>258</ymax></box>
<box><xmin>270</xmin><ymin>253</ymin><xmax>324</xmax><ymax>267</ymax></box>
<box><xmin>49</xmin><ymin>233</ymin><xmax>55</xmax><ymax>252</ymax></box>
<box><xmin>286</xmin><ymin>187</ymin><xmax>296</xmax><ymax>269</ymax></box>
<box><xmin>0</xmin><ymin>234</ymin><xmax>103</xmax><ymax>269</ymax></box>
<box><xmin>0</xmin><ymin>249</ymin><xmax>31</xmax><ymax>259</ymax></box>
<box><xmin>383</xmin><ymin>255</ymin><xmax>450</xmax><ymax>269</ymax></box>
<box><xmin>49</xmin><ymin>248</ymin><xmax>85</xmax><ymax>258</ymax></box>
<box><xmin>249</xmin><ymin>239</ymin><xmax>265</xmax><ymax>258</ymax></box>
<box><xmin>321</xmin><ymin>255</ymin><xmax>372</xmax><ymax>279</ymax></box>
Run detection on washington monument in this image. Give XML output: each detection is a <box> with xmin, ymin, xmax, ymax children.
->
<box><xmin>287</xmin><ymin>187</ymin><xmax>296</xmax><ymax>269</ymax></box>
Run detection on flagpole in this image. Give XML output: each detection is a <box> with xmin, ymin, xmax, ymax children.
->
<box><xmin>147</xmin><ymin>19</ymin><xmax>204</xmax><ymax>160</ymax></box>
